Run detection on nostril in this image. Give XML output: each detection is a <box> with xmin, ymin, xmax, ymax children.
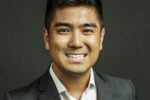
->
<box><xmin>68</xmin><ymin>42</ymin><xmax>83</xmax><ymax>49</ymax></box>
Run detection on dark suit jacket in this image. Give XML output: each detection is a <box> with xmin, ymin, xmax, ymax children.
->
<box><xmin>4</xmin><ymin>69</ymin><xmax>138</xmax><ymax>100</ymax></box>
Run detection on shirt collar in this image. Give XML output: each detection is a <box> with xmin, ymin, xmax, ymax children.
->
<box><xmin>49</xmin><ymin>64</ymin><xmax>96</xmax><ymax>94</ymax></box>
<box><xmin>50</xmin><ymin>64</ymin><xmax>66</xmax><ymax>93</ymax></box>
<box><xmin>88</xmin><ymin>68</ymin><xmax>96</xmax><ymax>88</ymax></box>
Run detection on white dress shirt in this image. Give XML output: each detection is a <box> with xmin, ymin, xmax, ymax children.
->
<box><xmin>50</xmin><ymin>64</ymin><xmax>97</xmax><ymax>100</ymax></box>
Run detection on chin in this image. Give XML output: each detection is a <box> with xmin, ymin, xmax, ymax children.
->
<box><xmin>65</xmin><ymin>65</ymin><xmax>91</xmax><ymax>75</ymax></box>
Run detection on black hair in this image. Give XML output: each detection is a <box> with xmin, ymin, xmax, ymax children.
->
<box><xmin>44</xmin><ymin>0</ymin><xmax>104</xmax><ymax>29</ymax></box>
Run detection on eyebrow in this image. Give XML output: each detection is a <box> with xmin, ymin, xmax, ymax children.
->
<box><xmin>54</xmin><ymin>22</ymin><xmax>72</xmax><ymax>28</ymax></box>
<box><xmin>80</xmin><ymin>23</ymin><xmax>97</xmax><ymax>28</ymax></box>
<box><xmin>54</xmin><ymin>22</ymin><xmax>97</xmax><ymax>28</ymax></box>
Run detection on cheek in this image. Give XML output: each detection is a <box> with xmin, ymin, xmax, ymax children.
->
<box><xmin>85</xmin><ymin>36</ymin><xmax>100</xmax><ymax>65</ymax></box>
<box><xmin>85</xmin><ymin>35</ymin><xmax>101</xmax><ymax>51</ymax></box>
<box><xmin>49</xmin><ymin>34</ymin><xmax>69</xmax><ymax>52</ymax></box>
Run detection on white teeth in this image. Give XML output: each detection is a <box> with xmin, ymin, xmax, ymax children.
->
<box><xmin>66</xmin><ymin>54</ymin><xmax>85</xmax><ymax>62</ymax></box>
<box><xmin>67</xmin><ymin>54</ymin><xmax>84</xmax><ymax>58</ymax></box>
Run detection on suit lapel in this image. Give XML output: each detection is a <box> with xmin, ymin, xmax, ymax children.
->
<box><xmin>37</xmin><ymin>68</ymin><xmax>113</xmax><ymax>100</ymax></box>
<box><xmin>37</xmin><ymin>69</ymin><xmax>61</xmax><ymax>100</ymax></box>
<box><xmin>94</xmin><ymin>71</ymin><xmax>113</xmax><ymax>100</ymax></box>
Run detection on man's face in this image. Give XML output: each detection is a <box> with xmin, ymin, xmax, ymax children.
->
<box><xmin>43</xmin><ymin>6</ymin><xmax>105</xmax><ymax>75</ymax></box>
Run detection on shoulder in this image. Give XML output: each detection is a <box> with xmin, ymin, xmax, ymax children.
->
<box><xmin>95</xmin><ymin>70</ymin><xmax>133</xmax><ymax>85</ymax></box>
<box><xmin>95</xmin><ymin>71</ymin><xmax>137</xmax><ymax>99</ymax></box>
<box><xmin>98</xmin><ymin>72</ymin><xmax>133</xmax><ymax>86</ymax></box>
<box><xmin>5</xmin><ymin>68</ymin><xmax>52</xmax><ymax>100</ymax></box>
<box><xmin>5</xmin><ymin>79</ymin><xmax>40</xmax><ymax>100</ymax></box>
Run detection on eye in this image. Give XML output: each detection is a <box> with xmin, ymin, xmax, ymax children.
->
<box><xmin>56</xmin><ymin>28</ymin><xmax>70</xmax><ymax>35</ymax></box>
<box><xmin>82</xmin><ymin>29</ymin><xmax>94</xmax><ymax>34</ymax></box>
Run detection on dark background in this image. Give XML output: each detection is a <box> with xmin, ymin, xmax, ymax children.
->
<box><xmin>0</xmin><ymin>0</ymin><xmax>149</xmax><ymax>99</ymax></box>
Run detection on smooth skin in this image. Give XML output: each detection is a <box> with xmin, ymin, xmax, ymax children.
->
<box><xmin>43</xmin><ymin>6</ymin><xmax>105</xmax><ymax>100</ymax></box>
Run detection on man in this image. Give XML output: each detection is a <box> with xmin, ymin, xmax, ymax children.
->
<box><xmin>5</xmin><ymin>0</ymin><xmax>138</xmax><ymax>100</ymax></box>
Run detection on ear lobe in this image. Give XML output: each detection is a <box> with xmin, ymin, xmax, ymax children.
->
<box><xmin>43</xmin><ymin>28</ymin><xmax>50</xmax><ymax>50</ymax></box>
<box><xmin>99</xmin><ymin>28</ymin><xmax>105</xmax><ymax>51</ymax></box>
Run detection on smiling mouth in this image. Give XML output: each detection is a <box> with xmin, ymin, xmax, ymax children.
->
<box><xmin>65</xmin><ymin>53</ymin><xmax>87</xmax><ymax>63</ymax></box>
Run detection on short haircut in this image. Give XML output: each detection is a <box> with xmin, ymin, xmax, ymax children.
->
<box><xmin>44</xmin><ymin>0</ymin><xmax>104</xmax><ymax>30</ymax></box>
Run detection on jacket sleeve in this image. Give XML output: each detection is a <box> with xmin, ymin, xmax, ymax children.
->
<box><xmin>129</xmin><ymin>80</ymin><xmax>138</xmax><ymax>100</ymax></box>
<box><xmin>4</xmin><ymin>92</ymin><xmax>12</xmax><ymax>100</ymax></box>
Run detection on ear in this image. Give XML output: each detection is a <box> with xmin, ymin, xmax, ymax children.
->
<box><xmin>43</xmin><ymin>27</ymin><xmax>50</xmax><ymax>50</ymax></box>
<box><xmin>99</xmin><ymin>28</ymin><xmax>105</xmax><ymax>51</ymax></box>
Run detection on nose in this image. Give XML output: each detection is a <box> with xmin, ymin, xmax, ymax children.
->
<box><xmin>68</xmin><ymin>31</ymin><xmax>83</xmax><ymax>49</ymax></box>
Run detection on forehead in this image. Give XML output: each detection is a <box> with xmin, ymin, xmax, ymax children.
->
<box><xmin>51</xmin><ymin>6</ymin><xmax>100</xmax><ymax>26</ymax></box>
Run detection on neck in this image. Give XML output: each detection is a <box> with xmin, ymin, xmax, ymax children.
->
<box><xmin>52</xmin><ymin>64</ymin><xmax>91</xmax><ymax>99</ymax></box>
